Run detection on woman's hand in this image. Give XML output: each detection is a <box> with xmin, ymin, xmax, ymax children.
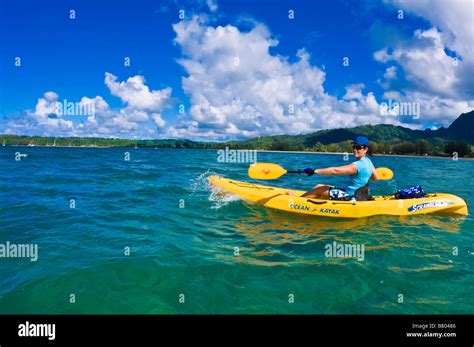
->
<box><xmin>370</xmin><ymin>167</ymin><xmax>380</xmax><ymax>180</ymax></box>
<box><xmin>304</xmin><ymin>167</ymin><xmax>315</xmax><ymax>176</ymax></box>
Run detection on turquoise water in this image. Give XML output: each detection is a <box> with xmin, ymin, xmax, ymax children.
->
<box><xmin>0</xmin><ymin>147</ymin><xmax>473</xmax><ymax>314</ymax></box>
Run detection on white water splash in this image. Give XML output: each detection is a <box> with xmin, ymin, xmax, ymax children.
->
<box><xmin>189</xmin><ymin>170</ymin><xmax>242</xmax><ymax>209</ymax></box>
<box><xmin>189</xmin><ymin>169</ymin><xmax>215</xmax><ymax>194</ymax></box>
<box><xmin>209</xmin><ymin>187</ymin><xmax>242</xmax><ymax>210</ymax></box>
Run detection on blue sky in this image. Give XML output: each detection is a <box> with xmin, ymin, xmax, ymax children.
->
<box><xmin>1</xmin><ymin>0</ymin><xmax>473</xmax><ymax>140</ymax></box>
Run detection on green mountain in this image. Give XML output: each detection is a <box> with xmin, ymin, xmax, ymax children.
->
<box><xmin>233</xmin><ymin>110</ymin><xmax>473</xmax><ymax>150</ymax></box>
<box><xmin>445</xmin><ymin>110</ymin><xmax>474</xmax><ymax>143</ymax></box>
<box><xmin>234</xmin><ymin>123</ymin><xmax>444</xmax><ymax>150</ymax></box>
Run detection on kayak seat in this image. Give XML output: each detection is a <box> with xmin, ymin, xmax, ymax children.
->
<box><xmin>354</xmin><ymin>183</ymin><xmax>370</xmax><ymax>201</ymax></box>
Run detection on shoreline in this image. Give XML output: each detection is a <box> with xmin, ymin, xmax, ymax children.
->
<box><xmin>3</xmin><ymin>144</ymin><xmax>115</xmax><ymax>149</ymax></box>
<box><xmin>2</xmin><ymin>145</ymin><xmax>473</xmax><ymax>160</ymax></box>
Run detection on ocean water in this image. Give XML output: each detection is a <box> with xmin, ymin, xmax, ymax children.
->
<box><xmin>0</xmin><ymin>147</ymin><xmax>473</xmax><ymax>314</ymax></box>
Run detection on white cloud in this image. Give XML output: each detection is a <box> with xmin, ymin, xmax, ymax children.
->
<box><xmin>374</xmin><ymin>28</ymin><xmax>458</xmax><ymax>98</ymax></box>
<box><xmin>3</xmin><ymin>74</ymin><xmax>174</xmax><ymax>138</ymax></box>
<box><xmin>383</xmin><ymin>66</ymin><xmax>397</xmax><ymax>79</ymax></box>
<box><xmin>2</xmin><ymin>92</ymin><xmax>74</xmax><ymax>137</ymax></box>
<box><xmin>170</xmin><ymin>16</ymin><xmax>393</xmax><ymax>139</ymax></box>
<box><xmin>388</xmin><ymin>0</ymin><xmax>474</xmax><ymax>58</ymax></box>
<box><xmin>152</xmin><ymin>113</ymin><xmax>166</xmax><ymax>128</ymax></box>
<box><xmin>104</xmin><ymin>72</ymin><xmax>173</xmax><ymax>111</ymax></box>
<box><xmin>398</xmin><ymin>90</ymin><xmax>473</xmax><ymax>126</ymax></box>
<box><xmin>43</xmin><ymin>91</ymin><xmax>59</xmax><ymax>102</ymax></box>
<box><xmin>30</xmin><ymin>92</ymin><xmax>74</xmax><ymax>131</ymax></box>
<box><xmin>373</xmin><ymin>48</ymin><xmax>390</xmax><ymax>63</ymax></box>
<box><xmin>206</xmin><ymin>0</ymin><xmax>217</xmax><ymax>12</ymax></box>
<box><xmin>343</xmin><ymin>83</ymin><xmax>365</xmax><ymax>100</ymax></box>
<box><xmin>373</xmin><ymin>1</ymin><xmax>474</xmax><ymax>126</ymax></box>
<box><xmin>383</xmin><ymin>90</ymin><xmax>402</xmax><ymax>99</ymax></box>
<box><xmin>86</xmin><ymin>73</ymin><xmax>173</xmax><ymax>136</ymax></box>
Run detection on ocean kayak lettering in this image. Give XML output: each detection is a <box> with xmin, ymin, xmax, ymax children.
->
<box><xmin>289</xmin><ymin>203</ymin><xmax>311</xmax><ymax>211</ymax></box>
<box><xmin>320</xmin><ymin>208</ymin><xmax>340</xmax><ymax>215</ymax></box>
<box><xmin>408</xmin><ymin>200</ymin><xmax>453</xmax><ymax>212</ymax></box>
<box><xmin>289</xmin><ymin>204</ymin><xmax>340</xmax><ymax>214</ymax></box>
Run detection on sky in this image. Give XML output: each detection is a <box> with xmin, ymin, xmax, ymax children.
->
<box><xmin>0</xmin><ymin>0</ymin><xmax>473</xmax><ymax>140</ymax></box>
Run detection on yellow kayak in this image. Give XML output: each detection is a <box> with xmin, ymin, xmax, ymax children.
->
<box><xmin>209</xmin><ymin>176</ymin><xmax>468</xmax><ymax>218</ymax></box>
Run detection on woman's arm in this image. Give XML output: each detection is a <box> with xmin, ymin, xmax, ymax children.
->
<box><xmin>315</xmin><ymin>164</ymin><xmax>357</xmax><ymax>176</ymax></box>
<box><xmin>370</xmin><ymin>167</ymin><xmax>380</xmax><ymax>181</ymax></box>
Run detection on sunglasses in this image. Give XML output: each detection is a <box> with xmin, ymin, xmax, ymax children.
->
<box><xmin>352</xmin><ymin>144</ymin><xmax>367</xmax><ymax>150</ymax></box>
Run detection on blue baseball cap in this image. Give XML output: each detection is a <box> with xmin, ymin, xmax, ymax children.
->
<box><xmin>352</xmin><ymin>136</ymin><xmax>369</xmax><ymax>147</ymax></box>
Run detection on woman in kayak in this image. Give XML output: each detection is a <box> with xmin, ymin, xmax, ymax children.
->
<box><xmin>301</xmin><ymin>136</ymin><xmax>379</xmax><ymax>200</ymax></box>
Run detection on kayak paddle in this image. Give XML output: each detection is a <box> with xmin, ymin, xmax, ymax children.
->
<box><xmin>248</xmin><ymin>162</ymin><xmax>393</xmax><ymax>180</ymax></box>
<box><xmin>376</xmin><ymin>167</ymin><xmax>393</xmax><ymax>180</ymax></box>
<box><xmin>248</xmin><ymin>163</ymin><xmax>301</xmax><ymax>179</ymax></box>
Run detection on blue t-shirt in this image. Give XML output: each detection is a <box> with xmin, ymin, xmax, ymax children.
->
<box><xmin>345</xmin><ymin>156</ymin><xmax>374</xmax><ymax>196</ymax></box>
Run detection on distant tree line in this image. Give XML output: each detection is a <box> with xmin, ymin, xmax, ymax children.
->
<box><xmin>0</xmin><ymin>134</ymin><xmax>472</xmax><ymax>158</ymax></box>
<box><xmin>260</xmin><ymin>139</ymin><xmax>472</xmax><ymax>157</ymax></box>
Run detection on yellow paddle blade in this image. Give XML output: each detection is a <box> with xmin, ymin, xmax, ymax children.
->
<box><xmin>248</xmin><ymin>162</ymin><xmax>288</xmax><ymax>180</ymax></box>
<box><xmin>376</xmin><ymin>167</ymin><xmax>394</xmax><ymax>180</ymax></box>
